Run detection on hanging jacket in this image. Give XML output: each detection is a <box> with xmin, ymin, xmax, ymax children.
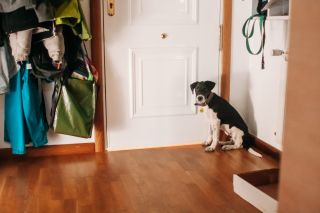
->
<box><xmin>4</xmin><ymin>62</ymin><xmax>48</xmax><ymax>154</ymax></box>
<box><xmin>42</xmin><ymin>25</ymin><xmax>65</xmax><ymax>63</ymax></box>
<box><xmin>0</xmin><ymin>37</ymin><xmax>17</xmax><ymax>94</ymax></box>
<box><xmin>9</xmin><ymin>29</ymin><xmax>34</xmax><ymax>62</ymax></box>
<box><xmin>33</xmin><ymin>0</ymin><xmax>54</xmax><ymax>23</ymax></box>
<box><xmin>0</xmin><ymin>0</ymin><xmax>36</xmax><ymax>13</ymax></box>
<box><xmin>54</xmin><ymin>0</ymin><xmax>91</xmax><ymax>40</ymax></box>
<box><xmin>9</xmin><ymin>24</ymin><xmax>65</xmax><ymax>63</ymax></box>
<box><xmin>1</xmin><ymin>6</ymin><xmax>39</xmax><ymax>34</ymax></box>
<box><xmin>0</xmin><ymin>46</ymin><xmax>10</xmax><ymax>94</ymax></box>
<box><xmin>0</xmin><ymin>1</ymin><xmax>54</xmax><ymax>34</ymax></box>
<box><xmin>0</xmin><ymin>0</ymin><xmax>54</xmax><ymax>20</ymax></box>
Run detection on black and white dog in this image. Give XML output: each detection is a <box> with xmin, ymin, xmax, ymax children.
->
<box><xmin>191</xmin><ymin>81</ymin><xmax>262</xmax><ymax>157</ymax></box>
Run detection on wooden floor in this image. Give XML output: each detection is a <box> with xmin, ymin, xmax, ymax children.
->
<box><xmin>0</xmin><ymin>145</ymin><xmax>278</xmax><ymax>213</ymax></box>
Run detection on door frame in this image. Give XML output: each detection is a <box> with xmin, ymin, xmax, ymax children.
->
<box><xmin>220</xmin><ymin>0</ymin><xmax>232</xmax><ymax>101</ymax></box>
<box><xmin>90</xmin><ymin>1</ymin><xmax>106</xmax><ymax>152</ymax></box>
<box><xmin>90</xmin><ymin>0</ymin><xmax>232</xmax><ymax>152</ymax></box>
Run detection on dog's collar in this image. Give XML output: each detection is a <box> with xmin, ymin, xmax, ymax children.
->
<box><xmin>195</xmin><ymin>92</ymin><xmax>215</xmax><ymax>106</ymax></box>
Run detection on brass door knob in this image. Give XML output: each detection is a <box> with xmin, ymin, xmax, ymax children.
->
<box><xmin>107</xmin><ymin>0</ymin><xmax>115</xmax><ymax>16</ymax></box>
<box><xmin>161</xmin><ymin>33</ymin><xmax>168</xmax><ymax>39</ymax></box>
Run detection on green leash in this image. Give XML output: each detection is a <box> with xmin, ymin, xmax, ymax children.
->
<box><xmin>242</xmin><ymin>14</ymin><xmax>267</xmax><ymax>69</ymax></box>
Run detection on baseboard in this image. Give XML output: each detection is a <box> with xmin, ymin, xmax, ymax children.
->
<box><xmin>107</xmin><ymin>135</ymin><xmax>281</xmax><ymax>162</ymax></box>
<box><xmin>0</xmin><ymin>136</ymin><xmax>280</xmax><ymax>160</ymax></box>
<box><xmin>0</xmin><ymin>143</ymin><xmax>95</xmax><ymax>158</ymax></box>
<box><xmin>219</xmin><ymin>131</ymin><xmax>281</xmax><ymax>161</ymax></box>
<box><xmin>107</xmin><ymin>142</ymin><xmax>202</xmax><ymax>152</ymax></box>
<box><xmin>252</xmin><ymin>136</ymin><xmax>281</xmax><ymax>161</ymax></box>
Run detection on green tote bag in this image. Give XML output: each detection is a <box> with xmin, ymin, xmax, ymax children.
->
<box><xmin>51</xmin><ymin>46</ymin><xmax>97</xmax><ymax>138</ymax></box>
<box><xmin>52</xmin><ymin>77</ymin><xmax>96</xmax><ymax>138</ymax></box>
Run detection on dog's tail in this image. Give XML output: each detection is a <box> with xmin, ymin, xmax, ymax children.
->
<box><xmin>248</xmin><ymin>148</ymin><xmax>263</xmax><ymax>158</ymax></box>
<box><xmin>243</xmin><ymin>134</ymin><xmax>263</xmax><ymax>158</ymax></box>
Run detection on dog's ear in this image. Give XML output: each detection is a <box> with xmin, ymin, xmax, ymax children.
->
<box><xmin>190</xmin><ymin>81</ymin><xmax>199</xmax><ymax>94</ymax></box>
<box><xmin>204</xmin><ymin>81</ymin><xmax>216</xmax><ymax>91</ymax></box>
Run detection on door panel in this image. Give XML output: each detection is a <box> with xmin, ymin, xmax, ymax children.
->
<box><xmin>129</xmin><ymin>0</ymin><xmax>198</xmax><ymax>25</ymax></box>
<box><xmin>130</xmin><ymin>47</ymin><xmax>197</xmax><ymax>117</ymax></box>
<box><xmin>104</xmin><ymin>0</ymin><xmax>221</xmax><ymax>150</ymax></box>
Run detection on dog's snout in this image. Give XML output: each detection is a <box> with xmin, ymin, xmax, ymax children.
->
<box><xmin>196</xmin><ymin>95</ymin><xmax>206</xmax><ymax>104</ymax></box>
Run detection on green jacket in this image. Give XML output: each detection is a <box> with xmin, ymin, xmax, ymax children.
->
<box><xmin>54</xmin><ymin>0</ymin><xmax>91</xmax><ymax>40</ymax></box>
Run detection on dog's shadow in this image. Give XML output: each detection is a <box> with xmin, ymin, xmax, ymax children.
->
<box><xmin>228</xmin><ymin>71</ymin><xmax>257</xmax><ymax>136</ymax></box>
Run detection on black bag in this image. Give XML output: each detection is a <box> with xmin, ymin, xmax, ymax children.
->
<box><xmin>30</xmin><ymin>42</ymin><xmax>65</xmax><ymax>82</ymax></box>
<box><xmin>242</xmin><ymin>0</ymin><xmax>268</xmax><ymax>69</ymax></box>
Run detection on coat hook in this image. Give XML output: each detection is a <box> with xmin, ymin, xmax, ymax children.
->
<box><xmin>272</xmin><ymin>49</ymin><xmax>288</xmax><ymax>61</ymax></box>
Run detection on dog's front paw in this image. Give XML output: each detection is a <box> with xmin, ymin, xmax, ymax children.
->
<box><xmin>205</xmin><ymin>146</ymin><xmax>215</xmax><ymax>152</ymax></box>
<box><xmin>219</xmin><ymin>140</ymin><xmax>234</xmax><ymax>146</ymax></box>
<box><xmin>222</xmin><ymin>144</ymin><xmax>242</xmax><ymax>150</ymax></box>
<box><xmin>202</xmin><ymin>140</ymin><xmax>212</xmax><ymax>146</ymax></box>
<box><xmin>221</xmin><ymin>145</ymin><xmax>234</xmax><ymax>150</ymax></box>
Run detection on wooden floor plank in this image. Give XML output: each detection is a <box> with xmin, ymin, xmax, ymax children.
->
<box><xmin>0</xmin><ymin>145</ymin><xmax>278</xmax><ymax>213</ymax></box>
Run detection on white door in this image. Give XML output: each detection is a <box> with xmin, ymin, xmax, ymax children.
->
<box><xmin>104</xmin><ymin>0</ymin><xmax>221</xmax><ymax>150</ymax></box>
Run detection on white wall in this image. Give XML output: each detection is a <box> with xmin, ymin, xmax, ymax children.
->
<box><xmin>229</xmin><ymin>0</ymin><xmax>252</xmax><ymax>122</ymax></box>
<box><xmin>230</xmin><ymin>0</ymin><xmax>288</xmax><ymax>150</ymax></box>
<box><xmin>0</xmin><ymin>1</ymin><xmax>94</xmax><ymax>151</ymax></box>
<box><xmin>247</xmin><ymin>20</ymin><xmax>288</xmax><ymax>150</ymax></box>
